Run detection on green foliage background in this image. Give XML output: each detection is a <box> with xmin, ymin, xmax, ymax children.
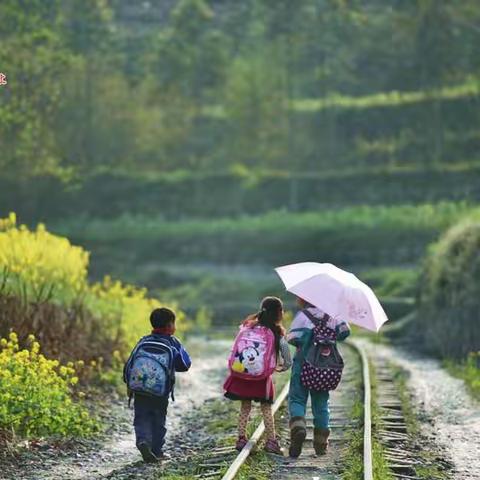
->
<box><xmin>1</xmin><ymin>0</ymin><xmax>480</xmax><ymax>193</ymax></box>
<box><xmin>1</xmin><ymin>0</ymin><xmax>479</xmax><ymax>377</ymax></box>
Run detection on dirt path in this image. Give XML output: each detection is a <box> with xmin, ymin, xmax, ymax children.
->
<box><xmin>361</xmin><ymin>340</ymin><xmax>480</xmax><ymax>480</ymax></box>
<box><xmin>5</xmin><ymin>337</ymin><xmax>231</xmax><ymax>480</ymax></box>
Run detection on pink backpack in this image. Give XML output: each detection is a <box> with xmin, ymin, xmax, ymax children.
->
<box><xmin>228</xmin><ymin>325</ymin><xmax>276</xmax><ymax>380</ymax></box>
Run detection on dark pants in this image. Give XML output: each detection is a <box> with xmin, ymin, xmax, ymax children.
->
<box><xmin>133</xmin><ymin>395</ymin><xmax>169</xmax><ymax>456</ymax></box>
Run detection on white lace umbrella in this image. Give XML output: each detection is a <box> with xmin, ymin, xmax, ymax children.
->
<box><xmin>275</xmin><ymin>262</ymin><xmax>388</xmax><ymax>332</ymax></box>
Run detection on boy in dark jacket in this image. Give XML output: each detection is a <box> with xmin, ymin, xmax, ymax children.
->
<box><xmin>123</xmin><ymin>307</ymin><xmax>191</xmax><ymax>462</ymax></box>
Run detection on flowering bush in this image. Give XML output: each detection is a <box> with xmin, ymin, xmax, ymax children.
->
<box><xmin>0</xmin><ymin>213</ymin><xmax>88</xmax><ymax>304</ymax></box>
<box><xmin>87</xmin><ymin>275</ymin><xmax>187</xmax><ymax>347</ymax></box>
<box><xmin>0</xmin><ymin>213</ymin><xmax>187</xmax><ymax>359</ymax></box>
<box><xmin>0</xmin><ymin>332</ymin><xmax>97</xmax><ymax>438</ymax></box>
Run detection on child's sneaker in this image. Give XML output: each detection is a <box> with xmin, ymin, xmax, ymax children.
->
<box><xmin>155</xmin><ymin>451</ymin><xmax>171</xmax><ymax>462</ymax></box>
<box><xmin>264</xmin><ymin>438</ymin><xmax>283</xmax><ymax>456</ymax></box>
<box><xmin>137</xmin><ymin>441</ymin><xmax>158</xmax><ymax>463</ymax></box>
<box><xmin>235</xmin><ymin>435</ymin><xmax>248</xmax><ymax>451</ymax></box>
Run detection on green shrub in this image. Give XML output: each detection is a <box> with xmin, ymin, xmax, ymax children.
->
<box><xmin>445</xmin><ymin>352</ymin><xmax>480</xmax><ymax>399</ymax></box>
<box><xmin>360</xmin><ymin>267</ymin><xmax>419</xmax><ymax>298</ymax></box>
<box><xmin>0</xmin><ymin>332</ymin><xmax>97</xmax><ymax>439</ymax></box>
<box><xmin>419</xmin><ymin>220</ymin><xmax>480</xmax><ymax>358</ymax></box>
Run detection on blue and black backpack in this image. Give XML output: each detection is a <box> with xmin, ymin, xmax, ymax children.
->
<box><xmin>124</xmin><ymin>335</ymin><xmax>176</xmax><ymax>402</ymax></box>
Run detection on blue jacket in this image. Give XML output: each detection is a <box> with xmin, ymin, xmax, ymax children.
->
<box><xmin>153</xmin><ymin>334</ymin><xmax>192</xmax><ymax>372</ymax></box>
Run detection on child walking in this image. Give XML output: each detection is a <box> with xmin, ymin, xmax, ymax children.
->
<box><xmin>224</xmin><ymin>296</ymin><xmax>292</xmax><ymax>455</ymax></box>
<box><xmin>123</xmin><ymin>307</ymin><xmax>191</xmax><ymax>462</ymax></box>
<box><xmin>287</xmin><ymin>296</ymin><xmax>350</xmax><ymax>457</ymax></box>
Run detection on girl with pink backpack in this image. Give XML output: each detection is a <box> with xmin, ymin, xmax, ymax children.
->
<box><xmin>223</xmin><ymin>296</ymin><xmax>292</xmax><ymax>455</ymax></box>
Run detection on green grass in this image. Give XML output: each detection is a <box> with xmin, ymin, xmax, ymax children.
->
<box><xmin>292</xmin><ymin>77</ymin><xmax>480</xmax><ymax>112</ymax></box>
<box><xmin>341</xmin><ymin>398</ymin><xmax>365</xmax><ymax>480</ymax></box>
<box><xmin>235</xmin><ymin>450</ymin><xmax>275</xmax><ymax>480</ymax></box>
<box><xmin>205</xmin><ymin>398</ymin><xmax>239</xmax><ymax>436</ymax></box>
<box><xmin>203</xmin><ymin>77</ymin><xmax>480</xmax><ymax>117</ymax></box>
<box><xmin>54</xmin><ymin>202</ymin><xmax>479</xmax><ymax>270</ymax></box>
<box><xmin>82</xmin><ymin>158</ymin><xmax>480</xmax><ymax>183</ymax></box>
<box><xmin>359</xmin><ymin>267</ymin><xmax>419</xmax><ymax>298</ymax></box>
<box><xmin>444</xmin><ymin>353</ymin><xmax>480</xmax><ymax>400</ymax></box>
<box><xmin>56</xmin><ymin>202</ymin><xmax>477</xmax><ymax>242</ymax></box>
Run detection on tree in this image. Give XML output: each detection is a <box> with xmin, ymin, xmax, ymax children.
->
<box><xmin>0</xmin><ymin>1</ymin><xmax>73</xmax><ymax>180</ymax></box>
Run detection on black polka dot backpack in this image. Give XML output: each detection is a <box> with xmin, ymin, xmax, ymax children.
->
<box><xmin>300</xmin><ymin>309</ymin><xmax>345</xmax><ymax>392</ymax></box>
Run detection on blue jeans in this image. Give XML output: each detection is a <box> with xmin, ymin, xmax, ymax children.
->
<box><xmin>134</xmin><ymin>395</ymin><xmax>168</xmax><ymax>456</ymax></box>
<box><xmin>288</xmin><ymin>358</ymin><xmax>330</xmax><ymax>429</ymax></box>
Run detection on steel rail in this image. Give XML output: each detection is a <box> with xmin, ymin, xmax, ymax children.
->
<box><xmin>220</xmin><ymin>380</ymin><xmax>290</xmax><ymax>480</ymax></box>
<box><xmin>348</xmin><ymin>340</ymin><xmax>373</xmax><ymax>480</ymax></box>
<box><xmin>220</xmin><ymin>340</ymin><xmax>373</xmax><ymax>480</ymax></box>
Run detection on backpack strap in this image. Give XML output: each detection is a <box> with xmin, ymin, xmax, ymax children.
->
<box><xmin>302</xmin><ymin>308</ymin><xmax>330</xmax><ymax>326</ymax></box>
<box><xmin>123</xmin><ymin>336</ymin><xmax>148</xmax><ymax>383</ymax></box>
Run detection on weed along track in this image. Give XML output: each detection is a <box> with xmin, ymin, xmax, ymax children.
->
<box><xmin>369</xmin><ymin>347</ymin><xmax>452</xmax><ymax>480</ymax></box>
<box><xmin>374</xmin><ymin>359</ymin><xmax>418</xmax><ymax>479</ymax></box>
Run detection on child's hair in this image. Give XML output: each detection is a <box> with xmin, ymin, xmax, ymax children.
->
<box><xmin>296</xmin><ymin>296</ymin><xmax>312</xmax><ymax>308</ymax></box>
<box><xmin>244</xmin><ymin>296</ymin><xmax>285</xmax><ymax>355</ymax></box>
<box><xmin>150</xmin><ymin>307</ymin><xmax>176</xmax><ymax>328</ymax></box>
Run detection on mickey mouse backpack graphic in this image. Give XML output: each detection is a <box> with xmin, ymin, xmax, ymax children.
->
<box><xmin>228</xmin><ymin>325</ymin><xmax>276</xmax><ymax>380</ymax></box>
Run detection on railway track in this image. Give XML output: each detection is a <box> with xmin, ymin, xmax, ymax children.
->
<box><xmin>194</xmin><ymin>341</ymin><xmax>417</xmax><ymax>480</ymax></box>
<box><xmin>370</xmin><ymin>348</ymin><xmax>440</xmax><ymax>480</ymax></box>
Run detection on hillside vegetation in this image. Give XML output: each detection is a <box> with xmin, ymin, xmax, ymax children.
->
<box><xmin>2</xmin><ymin>1</ymin><xmax>480</xmax><ymax>224</ymax></box>
<box><xmin>55</xmin><ymin>202</ymin><xmax>477</xmax><ymax>275</ymax></box>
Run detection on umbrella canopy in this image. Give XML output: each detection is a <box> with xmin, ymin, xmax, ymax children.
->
<box><xmin>275</xmin><ymin>262</ymin><xmax>388</xmax><ymax>332</ymax></box>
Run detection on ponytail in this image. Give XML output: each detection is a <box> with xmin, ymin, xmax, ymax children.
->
<box><xmin>243</xmin><ymin>296</ymin><xmax>285</xmax><ymax>355</ymax></box>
